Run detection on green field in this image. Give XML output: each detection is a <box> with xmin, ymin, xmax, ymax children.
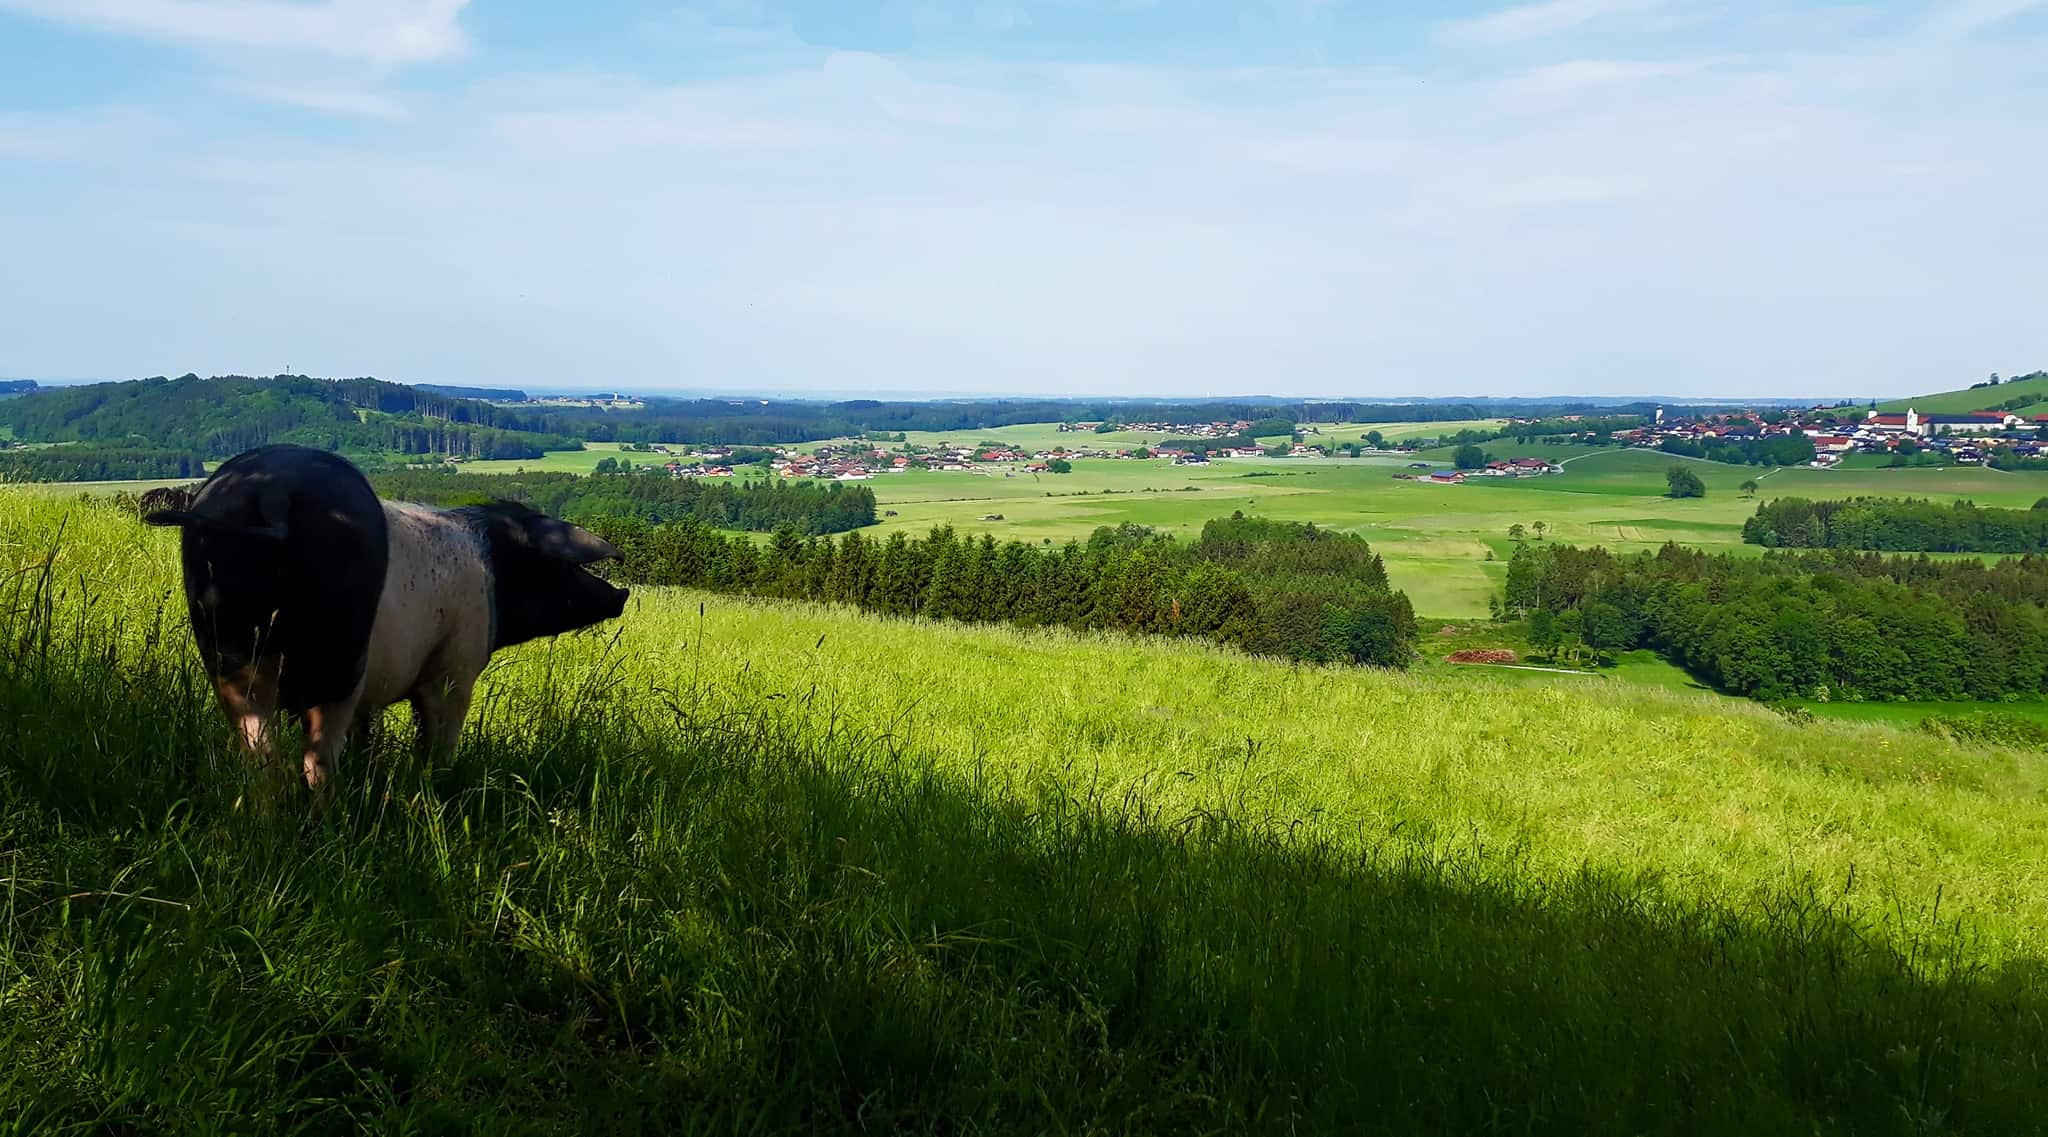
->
<box><xmin>457</xmin><ymin>440</ymin><xmax>633</xmax><ymax>474</ymax></box>
<box><xmin>1299</xmin><ymin>418</ymin><xmax>1509</xmax><ymax>442</ymax></box>
<box><xmin>795</xmin><ymin>417</ymin><xmax>1509</xmax><ymax>457</ymax></box>
<box><xmin>1881</xmin><ymin>373</ymin><xmax>2048</xmax><ymax>415</ymax></box>
<box><xmin>5</xmin><ymin>492</ymin><xmax>2048</xmax><ymax>1131</ymax></box>
<box><xmin>856</xmin><ymin>445</ymin><xmax>2048</xmax><ymax>618</ymax></box>
<box><xmin>1796</xmin><ymin>700</ymin><xmax>2048</xmax><ymax>730</ymax></box>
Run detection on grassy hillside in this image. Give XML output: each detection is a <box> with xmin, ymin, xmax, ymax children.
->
<box><xmin>3</xmin><ymin>492</ymin><xmax>2047</xmax><ymax>1132</ymax></box>
<box><xmin>1879</xmin><ymin>371</ymin><xmax>2048</xmax><ymax>415</ymax></box>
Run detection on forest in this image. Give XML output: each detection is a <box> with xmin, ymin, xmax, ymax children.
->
<box><xmin>0</xmin><ymin>374</ymin><xmax>1738</xmax><ymax>456</ymax></box>
<box><xmin>1656</xmin><ymin>432</ymin><xmax>1817</xmax><ymax>466</ymax></box>
<box><xmin>1743</xmin><ymin>497</ymin><xmax>2048</xmax><ymax>553</ymax></box>
<box><xmin>367</xmin><ymin>468</ymin><xmax>877</xmax><ymax>534</ymax></box>
<box><xmin>0</xmin><ymin>445</ymin><xmax>205</xmax><ymax>481</ymax></box>
<box><xmin>595</xmin><ymin>513</ymin><xmax>1418</xmax><ymax>668</ymax></box>
<box><xmin>1502</xmin><ymin>541</ymin><xmax>2048</xmax><ymax>701</ymax></box>
<box><xmin>0</xmin><ymin>375</ymin><xmax>582</xmax><ymax>463</ymax></box>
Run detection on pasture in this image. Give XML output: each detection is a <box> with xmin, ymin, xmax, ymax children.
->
<box><xmin>457</xmin><ymin>440</ymin><xmax>633</xmax><ymax>474</ymax></box>
<box><xmin>1303</xmin><ymin>417</ymin><xmax>1509</xmax><ymax>441</ymax></box>
<box><xmin>857</xmin><ymin>445</ymin><xmax>2048</xmax><ymax>618</ymax></box>
<box><xmin>1881</xmin><ymin>372</ymin><xmax>2048</xmax><ymax>416</ymax></box>
<box><xmin>797</xmin><ymin>417</ymin><xmax>1510</xmax><ymax>457</ymax></box>
<box><xmin>4</xmin><ymin>491</ymin><xmax>2048</xmax><ymax>1132</ymax></box>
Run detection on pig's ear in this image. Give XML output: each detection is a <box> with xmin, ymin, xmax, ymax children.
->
<box><xmin>518</xmin><ymin>515</ymin><xmax>623</xmax><ymax>564</ymax></box>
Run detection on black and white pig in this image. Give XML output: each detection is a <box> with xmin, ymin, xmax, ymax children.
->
<box><xmin>147</xmin><ymin>444</ymin><xmax>628</xmax><ymax>803</ymax></box>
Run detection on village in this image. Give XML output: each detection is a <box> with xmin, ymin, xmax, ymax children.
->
<box><xmin>584</xmin><ymin>400</ymin><xmax>2048</xmax><ymax>485</ymax></box>
<box><xmin>1616</xmin><ymin>404</ymin><xmax>2048</xmax><ymax>467</ymax></box>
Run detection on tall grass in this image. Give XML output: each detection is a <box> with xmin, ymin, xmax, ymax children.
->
<box><xmin>2</xmin><ymin>492</ymin><xmax>2047</xmax><ymax>1133</ymax></box>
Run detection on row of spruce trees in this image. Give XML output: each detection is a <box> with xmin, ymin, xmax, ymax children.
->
<box><xmin>592</xmin><ymin>514</ymin><xmax>1419</xmax><ymax>668</ymax></box>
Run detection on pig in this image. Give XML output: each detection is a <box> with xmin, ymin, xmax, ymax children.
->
<box><xmin>147</xmin><ymin>444</ymin><xmax>628</xmax><ymax>806</ymax></box>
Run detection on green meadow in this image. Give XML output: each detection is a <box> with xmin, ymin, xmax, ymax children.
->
<box><xmin>1881</xmin><ymin>372</ymin><xmax>2048</xmax><ymax>416</ymax></box>
<box><xmin>799</xmin><ymin>417</ymin><xmax>1509</xmax><ymax>457</ymax></box>
<box><xmin>5</xmin><ymin>491</ymin><xmax>2048</xmax><ymax>1132</ymax></box>
<box><xmin>458</xmin><ymin>440</ymin><xmax>638</xmax><ymax>474</ymax></box>
<box><xmin>1305</xmin><ymin>417</ymin><xmax>1509</xmax><ymax>441</ymax></box>
<box><xmin>857</xmin><ymin>445</ymin><xmax>2048</xmax><ymax>618</ymax></box>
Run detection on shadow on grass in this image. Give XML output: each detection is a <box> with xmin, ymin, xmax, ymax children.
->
<box><xmin>3</xmin><ymin>575</ymin><xmax>2046</xmax><ymax>1134</ymax></box>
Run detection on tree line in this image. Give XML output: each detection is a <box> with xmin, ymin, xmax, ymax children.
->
<box><xmin>0</xmin><ymin>446</ymin><xmax>205</xmax><ymax>482</ymax></box>
<box><xmin>1502</xmin><ymin>541</ymin><xmax>2048</xmax><ymax>702</ymax></box>
<box><xmin>1743</xmin><ymin>497</ymin><xmax>2048</xmax><ymax>553</ymax></box>
<box><xmin>591</xmin><ymin>514</ymin><xmax>1418</xmax><ymax>668</ymax></box>
<box><xmin>1657</xmin><ymin>433</ymin><xmax>1817</xmax><ymax>467</ymax></box>
<box><xmin>366</xmin><ymin>469</ymin><xmax>877</xmax><ymax>534</ymax></box>
<box><xmin>0</xmin><ymin>374</ymin><xmax>1755</xmax><ymax>453</ymax></box>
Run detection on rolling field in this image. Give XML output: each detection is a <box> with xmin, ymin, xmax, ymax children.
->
<box><xmin>858</xmin><ymin>445</ymin><xmax>2048</xmax><ymax>617</ymax></box>
<box><xmin>457</xmin><ymin>440</ymin><xmax>632</xmax><ymax>474</ymax></box>
<box><xmin>4</xmin><ymin>492</ymin><xmax>2048</xmax><ymax>1132</ymax></box>
<box><xmin>1305</xmin><ymin>417</ymin><xmax>1509</xmax><ymax>441</ymax></box>
<box><xmin>1881</xmin><ymin>373</ymin><xmax>2048</xmax><ymax>415</ymax></box>
<box><xmin>796</xmin><ymin>417</ymin><xmax>1509</xmax><ymax>457</ymax></box>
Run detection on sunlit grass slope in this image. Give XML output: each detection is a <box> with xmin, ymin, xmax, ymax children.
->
<box><xmin>3</xmin><ymin>492</ymin><xmax>2048</xmax><ymax>1133</ymax></box>
<box><xmin>1880</xmin><ymin>372</ymin><xmax>2048</xmax><ymax>415</ymax></box>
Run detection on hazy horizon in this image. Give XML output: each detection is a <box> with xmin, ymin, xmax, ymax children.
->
<box><xmin>2</xmin><ymin>372</ymin><xmax>1870</xmax><ymax>406</ymax></box>
<box><xmin>2</xmin><ymin>1</ymin><xmax>2042</xmax><ymax>400</ymax></box>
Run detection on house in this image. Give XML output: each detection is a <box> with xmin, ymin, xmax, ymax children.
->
<box><xmin>1921</xmin><ymin>412</ymin><xmax>2023</xmax><ymax>435</ymax></box>
<box><xmin>1427</xmin><ymin>470</ymin><xmax>1466</xmax><ymax>484</ymax></box>
<box><xmin>1867</xmin><ymin>407</ymin><xmax>2025</xmax><ymax>437</ymax></box>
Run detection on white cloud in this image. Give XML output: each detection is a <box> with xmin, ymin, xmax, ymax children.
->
<box><xmin>0</xmin><ymin>109</ymin><xmax>164</xmax><ymax>161</ymax></box>
<box><xmin>219</xmin><ymin>77</ymin><xmax>407</xmax><ymax>117</ymax></box>
<box><xmin>1921</xmin><ymin>0</ymin><xmax>2048</xmax><ymax>39</ymax></box>
<box><xmin>1500</xmin><ymin>57</ymin><xmax>1701</xmax><ymax>95</ymax></box>
<box><xmin>1435</xmin><ymin>0</ymin><xmax>1672</xmax><ymax>46</ymax></box>
<box><xmin>0</xmin><ymin>0</ymin><xmax>469</xmax><ymax>65</ymax></box>
<box><xmin>2</xmin><ymin>6</ymin><xmax>2044</xmax><ymax>396</ymax></box>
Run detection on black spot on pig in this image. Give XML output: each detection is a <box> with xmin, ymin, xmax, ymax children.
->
<box><xmin>456</xmin><ymin>502</ymin><xmax>629</xmax><ymax>649</ymax></box>
<box><xmin>146</xmin><ymin>444</ymin><xmax>389</xmax><ymax>715</ymax></box>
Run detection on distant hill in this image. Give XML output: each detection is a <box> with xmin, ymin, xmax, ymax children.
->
<box><xmin>416</xmin><ymin>383</ymin><xmax>528</xmax><ymax>402</ymax></box>
<box><xmin>0</xmin><ymin>374</ymin><xmax>1808</xmax><ymax>470</ymax></box>
<box><xmin>0</xmin><ymin>380</ymin><xmax>38</xmax><ymax>398</ymax></box>
<box><xmin>0</xmin><ymin>374</ymin><xmax>582</xmax><ymax>465</ymax></box>
<box><xmin>1878</xmin><ymin>370</ymin><xmax>2048</xmax><ymax>416</ymax></box>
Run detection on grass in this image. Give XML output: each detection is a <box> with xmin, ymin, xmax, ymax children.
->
<box><xmin>4</xmin><ymin>493</ymin><xmax>2048</xmax><ymax>1132</ymax></box>
<box><xmin>1797</xmin><ymin>700</ymin><xmax>2048</xmax><ymax>730</ymax></box>
<box><xmin>1880</xmin><ymin>373</ymin><xmax>2048</xmax><ymax>415</ymax></box>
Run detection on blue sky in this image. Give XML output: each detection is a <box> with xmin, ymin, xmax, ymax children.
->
<box><xmin>1</xmin><ymin>1</ymin><xmax>2042</xmax><ymax>399</ymax></box>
